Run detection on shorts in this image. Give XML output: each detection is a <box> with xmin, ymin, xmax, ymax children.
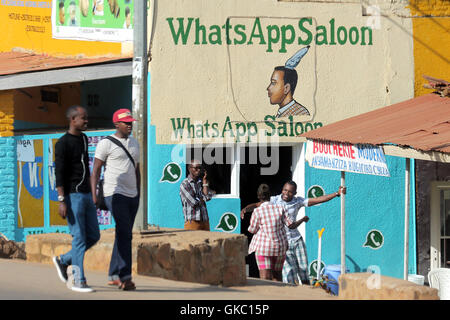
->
<box><xmin>255</xmin><ymin>255</ymin><xmax>286</xmax><ymax>271</ymax></box>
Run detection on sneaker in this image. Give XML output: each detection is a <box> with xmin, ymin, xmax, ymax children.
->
<box><xmin>52</xmin><ymin>256</ymin><xmax>68</xmax><ymax>284</ymax></box>
<box><xmin>71</xmin><ymin>282</ymin><xmax>95</xmax><ymax>293</ymax></box>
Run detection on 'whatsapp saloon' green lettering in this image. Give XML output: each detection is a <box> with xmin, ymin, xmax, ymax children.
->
<box><xmin>170</xmin><ymin>115</ymin><xmax>323</xmax><ymax>142</ymax></box>
<box><xmin>167</xmin><ymin>17</ymin><xmax>373</xmax><ymax>52</ymax></box>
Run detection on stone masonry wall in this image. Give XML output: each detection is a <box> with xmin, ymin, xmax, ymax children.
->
<box><xmin>26</xmin><ymin>228</ymin><xmax>248</xmax><ymax>287</ymax></box>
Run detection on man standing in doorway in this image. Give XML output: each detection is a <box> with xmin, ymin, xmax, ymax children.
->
<box><xmin>91</xmin><ymin>108</ymin><xmax>140</xmax><ymax>291</ymax></box>
<box><xmin>180</xmin><ymin>160</ymin><xmax>213</xmax><ymax>231</ymax></box>
<box><xmin>53</xmin><ymin>105</ymin><xmax>100</xmax><ymax>293</ymax></box>
<box><xmin>242</xmin><ymin>181</ymin><xmax>345</xmax><ymax>285</ymax></box>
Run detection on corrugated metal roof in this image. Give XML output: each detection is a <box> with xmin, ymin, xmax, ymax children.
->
<box><xmin>301</xmin><ymin>93</ymin><xmax>450</xmax><ymax>154</ymax></box>
<box><xmin>0</xmin><ymin>51</ymin><xmax>131</xmax><ymax>76</ymax></box>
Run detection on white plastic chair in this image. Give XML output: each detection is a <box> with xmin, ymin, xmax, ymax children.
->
<box><xmin>428</xmin><ymin>268</ymin><xmax>450</xmax><ymax>300</ymax></box>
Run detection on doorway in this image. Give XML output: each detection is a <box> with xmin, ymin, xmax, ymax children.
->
<box><xmin>240</xmin><ymin>146</ymin><xmax>293</xmax><ymax>278</ymax></box>
<box><xmin>431</xmin><ymin>182</ymin><xmax>450</xmax><ymax>270</ymax></box>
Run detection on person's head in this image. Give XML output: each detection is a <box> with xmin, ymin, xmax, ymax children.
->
<box><xmin>112</xmin><ymin>108</ymin><xmax>136</xmax><ymax>137</ymax></box>
<box><xmin>125</xmin><ymin>6</ymin><xmax>131</xmax><ymax>27</ymax></box>
<box><xmin>188</xmin><ymin>159</ymin><xmax>203</xmax><ymax>180</ymax></box>
<box><xmin>281</xmin><ymin>180</ymin><xmax>297</xmax><ymax>202</ymax></box>
<box><xmin>66</xmin><ymin>105</ymin><xmax>88</xmax><ymax>132</ymax></box>
<box><xmin>59</xmin><ymin>1</ymin><xmax>65</xmax><ymax>25</ymax></box>
<box><xmin>267</xmin><ymin>66</ymin><xmax>298</xmax><ymax>105</ymax></box>
<box><xmin>80</xmin><ymin>0</ymin><xmax>89</xmax><ymax>17</ymax></box>
<box><xmin>257</xmin><ymin>184</ymin><xmax>271</xmax><ymax>202</ymax></box>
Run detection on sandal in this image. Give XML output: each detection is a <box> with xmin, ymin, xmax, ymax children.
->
<box><xmin>107</xmin><ymin>279</ymin><xmax>121</xmax><ymax>286</ymax></box>
<box><xmin>119</xmin><ymin>279</ymin><xmax>136</xmax><ymax>291</ymax></box>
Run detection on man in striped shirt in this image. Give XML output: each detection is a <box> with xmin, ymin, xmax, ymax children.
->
<box><xmin>248</xmin><ymin>184</ymin><xmax>307</xmax><ymax>281</ymax></box>
<box><xmin>267</xmin><ymin>66</ymin><xmax>310</xmax><ymax>118</ymax></box>
<box><xmin>179</xmin><ymin>160</ymin><xmax>213</xmax><ymax>231</ymax></box>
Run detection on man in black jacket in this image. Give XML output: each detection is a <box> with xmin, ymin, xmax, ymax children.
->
<box><xmin>52</xmin><ymin>105</ymin><xmax>100</xmax><ymax>293</ymax></box>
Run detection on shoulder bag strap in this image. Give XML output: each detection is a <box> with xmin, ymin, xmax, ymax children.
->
<box><xmin>105</xmin><ymin>136</ymin><xmax>136</xmax><ymax>168</ymax></box>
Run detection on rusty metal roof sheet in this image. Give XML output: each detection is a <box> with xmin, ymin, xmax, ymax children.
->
<box><xmin>0</xmin><ymin>51</ymin><xmax>131</xmax><ymax>76</ymax></box>
<box><xmin>301</xmin><ymin>93</ymin><xmax>450</xmax><ymax>154</ymax></box>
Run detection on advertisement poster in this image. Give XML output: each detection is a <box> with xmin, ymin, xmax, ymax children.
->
<box><xmin>52</xmin><ymin>0</ymin><xmax>133</xmax><ymax>42</ymax></box>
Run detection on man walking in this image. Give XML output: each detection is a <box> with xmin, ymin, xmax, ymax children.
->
<box><xmin>180</xmin><ymin>160</ymin><xmax>213</xmax><ymax>231</ymax></box>
<box><xmin>242</xmin><ymin>181</ymin><xmax>345</xmax><ymax>285</ymax></box>
<box><xmin>91</xmin><ymin>108</ymin><xmax>140</xmax><ymax>291</ymax></box>
<box><xmin>53</xmin><ymin>105</ymin><xmax>100</xmax><ymax>293</ymax></box>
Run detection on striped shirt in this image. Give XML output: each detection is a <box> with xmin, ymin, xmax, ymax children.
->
<box><xmin>179</xmin><ymin>176</ymin><xmax>212</xmax><ymax>222</ymax></box>
<box><xmin>276</xmin><ymin>100</ymin><xmax>310</xmax><ymax>118</ymax></box>
<box><xmin>270</xmin><ymin>195</ymin><xmax>309</xmax><ymax>242</ymax></box>
<box><xmin>248</xmin><ymin>202</ymin><xmax>293</xmax><ymax>256</ymax></box>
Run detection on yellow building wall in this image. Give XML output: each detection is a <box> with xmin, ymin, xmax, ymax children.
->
<box><xmin>0</xmin><ymin>3</ymin><xmax>127</xmax><ymax>57</ymax></box>
<box><xmin>0</xmin><ymin>91</ymin><xmax>15</xmax><ymax>137</ymax></box>
<box><xmin>409</xmin><ymin>0</ymin><xmax>450</xmax><ymax>97</ymax></box>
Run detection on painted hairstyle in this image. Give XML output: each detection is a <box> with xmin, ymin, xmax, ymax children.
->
<box><xmin>274</xmin><ymin>66</ymin><xmax>298</xmax><ymax>95</ymax></box>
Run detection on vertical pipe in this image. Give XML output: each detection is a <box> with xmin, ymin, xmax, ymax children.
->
<box><xmin>341</xmin><ymin>171</ymin><xmax>346</xmax><ymax>275</ymax></box>
<box><xmin>404</xmin><ymin>158</ymin><xmax>411</xmax><ymax>280</ymax></box>
<box><xmin>132</xmin><ymin>0</ymin><xmax>148</xmax><ymax>231</ymax></box>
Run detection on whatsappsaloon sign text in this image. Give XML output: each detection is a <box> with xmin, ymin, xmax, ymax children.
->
<box><xmin>170</xmin><ymin>115</ymin><xmax>323</xmax><ymax>142</ymax></box>
<box><xmin>167</xmin><ymin>17</ymin><xmax>373</xmax><ymax>52</ymax></box>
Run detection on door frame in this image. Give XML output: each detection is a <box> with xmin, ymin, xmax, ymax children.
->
<box><xmin>430</xmin><ymin>181</ymin><xmax>450</xmax><ymax>270</ymax></box>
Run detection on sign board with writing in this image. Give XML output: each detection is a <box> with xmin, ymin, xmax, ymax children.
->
<box><xmin>305</xmin><ymin>140</ymin><xmax>390</xmax><ymax>177</ymax></box>
<box><xmin>17</xmin><ymin>139</ymin><xmax>36</xmax><ymax>162</ymax></box>
<box><xmin>51</xmin><ymin>0</ymin><xmax>134</xmax><ymax>42</ymax></box>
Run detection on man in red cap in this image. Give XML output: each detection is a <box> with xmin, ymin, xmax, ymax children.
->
<box><xmin>91</xmin><ymin>108</ymin><xmax>140</xmax><ymax>290</ymax></box>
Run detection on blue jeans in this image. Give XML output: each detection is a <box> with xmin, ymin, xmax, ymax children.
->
<box><xmin>59</xmin><ymin>192</ymin><xmax>100</xmax><ymax>283</ymax></box>
<box><xmin>105</xmin><ymin>194</ymin><xmax>139</xmax><ymax>282</ymax></box>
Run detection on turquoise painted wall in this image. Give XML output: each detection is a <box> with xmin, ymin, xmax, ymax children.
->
<box><xmin>147</xmin><ymin>73</ymin><xmax>241</xmax><ymax>233</ymax></box>
<box><xmin>304</xmin><ymin>155</ymin><xmax>416</xmax><ymax>279</ymax></box>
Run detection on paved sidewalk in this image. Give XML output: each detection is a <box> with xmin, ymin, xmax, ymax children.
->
<box><xmin>0</xmin><ymin>258</ymin><xmax>336</xmax><ymax>300</ymax></box>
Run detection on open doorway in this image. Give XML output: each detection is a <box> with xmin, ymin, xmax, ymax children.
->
<box><xmin>240</xmin><ymin>146</ymin><xmax>293</xmax><ymax>278</ymax></box>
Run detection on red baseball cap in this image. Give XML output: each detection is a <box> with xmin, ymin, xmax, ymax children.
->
<box><xmin>112</xmin><ymin>109</ymin><xmax>136</xmax><ymax>123</ymax></box>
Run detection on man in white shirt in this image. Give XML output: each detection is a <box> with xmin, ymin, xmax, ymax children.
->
<box><xmin>91</xmin><ymin>108</ymin><xmax>140</xmax><ymax>291</ymax></box>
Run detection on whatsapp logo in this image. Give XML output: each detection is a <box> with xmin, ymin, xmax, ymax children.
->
<box><xmin>160</xmin><ymin>162</ymin><xmax>182</xmax><ymax>183</ymax></box>
<box><xmin>307</xmin><ymin>185</ymin><xmax>324</xmax><ymax>198</ymax></box>
<box><xmin>363</xmin><ymin>229</ymin><xmax>384</xmax><ymax>250</ymax></box>
<box><xmin>215</xmin><ymin>212</ymin><xmax>238</xmax><ymax>233</ymax></box>
<box><xmin>309</xmin><ymin>260</ymin><xmax>326</xmax><ymax>278</ymax></box>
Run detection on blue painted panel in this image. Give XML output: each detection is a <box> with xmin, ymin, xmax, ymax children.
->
<box><xmin>304</xmin><ymin>155</ymin><xmax>416</xmax><ymax>279</ymax></box>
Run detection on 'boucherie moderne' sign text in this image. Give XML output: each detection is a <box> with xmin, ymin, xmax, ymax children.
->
<box><xmin>305</xmin><ymin>140</ymin><xmax>390</xmax><ymax>177</ymax></box>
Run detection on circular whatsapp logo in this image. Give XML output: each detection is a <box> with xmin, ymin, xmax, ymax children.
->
<box><xmin>363</xmin><ymin>229</ymin><xmax>384</xmax><ymax>250</ymax></box>
<box><xmin>160</xmin><ymin>162</ymin><xmax>182</xmax><ymax>183</ymax></box>
<box><xmin>309</xmin><ymin>259</ymin><xmax>326</xmax><ymax>278</ymax></box>
<box><xmin>215</xmin><ymin>212</ymin><xmax>238</xmax><ymax>233</ymax></box>
<box><xmin>307</xmin><ymin>185</ymin><xmax>324</xmax><ymax>198</ymax></box>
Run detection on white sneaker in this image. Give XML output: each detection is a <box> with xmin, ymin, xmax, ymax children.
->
<box><xmin>70</xmin><ymin>282</ymin><xmax>95</xmax><ymax>293</ymax></box>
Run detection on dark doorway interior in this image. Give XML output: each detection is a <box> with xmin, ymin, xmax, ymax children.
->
<box><xmin>240</xmin><ymin>146</ymin><xmax>293</xmax><ymax>278</ymax></box>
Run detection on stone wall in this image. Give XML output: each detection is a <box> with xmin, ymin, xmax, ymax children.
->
<box><xmin>339</xmin><ymin>273</ymin><xmax>438</xmax><ymax>300</ymax></box>
<box><xmin>26</xmin><ymin>228</ymin><xmax>248</xmax><ymax>287</ymax></box>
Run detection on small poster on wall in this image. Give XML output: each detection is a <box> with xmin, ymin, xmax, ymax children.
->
<box><xmin>51</xmin><ymin>0</ymin><xmax>134</xmax><ymax>42</ymax></box>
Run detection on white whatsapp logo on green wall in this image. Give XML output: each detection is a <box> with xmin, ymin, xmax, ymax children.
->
<box><xmin>160</xmin><ymin>162</ymin><xmax>182</xmax><ymax>183</ymax></box>
<box><xmin>215</xmin><ymin>212</ymin><xmax>238</xmax><ymax>233</ymax></box>
<box><xmin>363</xmin><ymin>229</ymin><xmax>384</xmax><ymax>250</ymax></box>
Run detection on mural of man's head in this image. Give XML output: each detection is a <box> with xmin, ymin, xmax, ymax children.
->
<box><xmin>267</xmin><ymin>66</ymin><xmax>298</xmax><ymax>105</ymax></box>
<box><xmin>267</xmin><ymin>46</ymin><xmax>311</xmax><ymax>118</ymax></box>
<box><xmin>80</xmin><ymin>0</ymin><xmax>89</xmax><ymax>17</ymax></box>
<box><xmin>108</xmin><ymin>0</ymin><xmax>120</xmax><ymax>18</ymax></box>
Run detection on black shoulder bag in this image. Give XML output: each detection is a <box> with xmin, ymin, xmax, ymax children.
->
<box><xmin>96</xmin><ymin>136</ymin><xmax>136</xmax><ymax>211</ymax></box>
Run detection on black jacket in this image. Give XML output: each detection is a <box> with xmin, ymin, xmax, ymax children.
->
<box><xmin>55</xmin><ymin>132</ymin><xmax>91</xmax><ymax>195</ymax></box>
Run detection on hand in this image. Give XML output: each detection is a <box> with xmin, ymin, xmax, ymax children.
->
<box><xmin>58</xmin><ymin>202</ymin><xmax>67</xmax><ymax>219</ymax></box>
<box><xmin>202</xmin><ymin>170</ymin><xmax>208</xmax><ymax>185</ymax></box>
<box><xmin>92</xmin><ymin>193</ymin><xmax>97</xmax><ymax>206</ymax></box>
<box><xmin>240</xmin><ymin>208</ymin><xmax>246</xmax><ymax>219</ymax></box>
<box><xmin>337</xmin><ymin>186</ymin><xmax>347</xmax><ymax>196</ymax></box>
<box><xmin>302</xmin><ymin>216</ymin><xmax>310</xmax><ymax>223</ymax></box>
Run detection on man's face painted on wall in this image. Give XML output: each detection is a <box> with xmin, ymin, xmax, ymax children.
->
<box><xmin>267</xmin><ymin>69</ymin><xmax>287</xmax><ymax>105</ymax></box>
